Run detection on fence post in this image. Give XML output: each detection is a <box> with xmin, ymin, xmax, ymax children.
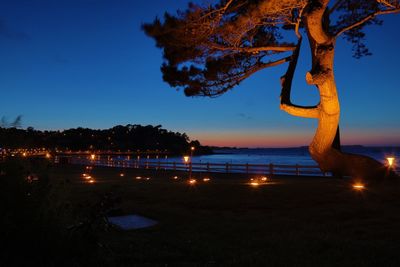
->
<box><xmin>269</xmin><ymin>163</ymin><xmax>274</xmax><ymax>176</ymax></box>
<box><xmin>296</xmin><ymin>164</ymin><xmax>300</xmax><ymax>176</ymax></box>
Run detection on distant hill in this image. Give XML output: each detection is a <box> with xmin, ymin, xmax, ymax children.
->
<box><xmin>0</xmin><ymin>124</ymin><xmax>212</xmax><ymax>155</ymax></box>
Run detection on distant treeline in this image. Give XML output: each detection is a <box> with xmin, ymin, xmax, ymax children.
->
<box><xmin>0</xmin><ymin>124</ymin><xmax>212</xmax><ymax>155</ymax></box>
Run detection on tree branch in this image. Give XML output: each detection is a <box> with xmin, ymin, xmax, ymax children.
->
<box><xmin>200</xmin><ymin>56</ymin><xmax>291</xmax><ymax>97</ymax></box>
<box><xmin>335</xmin><ymin>7</ymin><xmax>400</xmax><ymax>37</ymax></box>
<box><xmin>209</xmin><ymin>43</ymin><xmax>297</xmax><ymax>53</ymax></box>
<box><xmin>278</xmin><ymin>37</ymin><xmax>320</xmax><ymax>119</ymax></box>
<box><xmin>328</xmin><ymin>0</ymin><xmax>346</xmax><ymax>15</ymax></box>
<box><xmin>295</xmin><ymin>4</ymin><xmax>307</xmax><ymax>39</ymax></box>
<box><xmin>197</xmin><ymin>0</ymin><xmax>234</xmax><ymax>22</ymax></box>
<box><xmin>280</xmin><ymin>103</ymin><xmax>320</xmax><ymax>118</ymax></box>
<box><xmin>305</xmin><ymin>0</ymin><xmax>332</xmax><ymax>44</ymax></box>
<box><xmin>377</xmin><ymin>0</ymin><xmax>398</xmax><ymax>9</ymax></box>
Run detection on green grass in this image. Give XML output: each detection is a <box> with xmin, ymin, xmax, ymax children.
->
<box><xmin>44</xmin><ymin>164</ymin><xmax>400</xmax><ymax>266</ymax></box>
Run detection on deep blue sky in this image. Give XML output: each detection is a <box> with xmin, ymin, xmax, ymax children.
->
<box><xmin>1</xmin><ymin>0</ymin><xmax>399</xmax><ymax>147</ymax></box>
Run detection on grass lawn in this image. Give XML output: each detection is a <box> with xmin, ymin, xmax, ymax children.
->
<box><xmin>44</xmin><ymin>163</ymin><xmax>400</xmax><ymax>266</ymax></box>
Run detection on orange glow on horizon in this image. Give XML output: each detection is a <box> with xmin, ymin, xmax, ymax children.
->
<box><xmin>189</xmin><ymin>130</ymin><xmax>312</xmax><ymax>148</ymax></box>
<box><xmin>190</xmin><ymin>130</ymin><xmax>400</xmax><ymax>148</ymax></box>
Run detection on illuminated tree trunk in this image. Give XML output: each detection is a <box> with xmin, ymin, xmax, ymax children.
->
<box><xmin>281</xmin><ymin>2</ymin><xmax>389</xmax><ymax>181</ymax></box>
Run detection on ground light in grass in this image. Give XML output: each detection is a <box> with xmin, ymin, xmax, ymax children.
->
<box><xmin>352</xmin><ymin>183</ymin><xmax>366</xmax><ymax>191</ymax></box>
<box><xmin>82</xmin><ymin>173</ymin><xmax>92</xmax><ymax>180</ymax></box>
<box><xmin>173</xmin><ymin>176</ymin><xmax>179</xmax><ymax>180</ymax></box>
<box><xmin>135</xmin><ymin>176</ymin><xmax>142</xmax><ymax>180</ymax></box>
<box><xmin>203</xmin><ymin>177</ymin><xmax>211</xmax><ymax>182</ymax></box>
<box><xmin>188</xmin><ymin>178</ymin><xmax>197</xmax><ymax>185</ymax></box>
<box><xmin>82</xmin><ymin>173</ymin><xmax>95</xmax><ymax>183</ymax></box>
<box><xmin>248</xmin><ymin>176</ymin><xmax>269</xmax><ymax>187</ymax></box>
<box><xmin>119</xmin><ymin>173</ymin><xmax>125</xmax><ymax>177</ymax></box>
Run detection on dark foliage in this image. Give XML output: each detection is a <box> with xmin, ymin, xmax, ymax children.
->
<box><xmin>144</xmin><ymin>0</ymin><xmax>400</xmax><ymax>96</ymax></box>
<box><xmin>0</xmin><ymin>124</ymin><xmax>212</xmax><ymax>155</ymax></box>
<box><xmin>143</xmin><ymin>0</ymin><xmax>296</xmax><ymax>97</ymax></box>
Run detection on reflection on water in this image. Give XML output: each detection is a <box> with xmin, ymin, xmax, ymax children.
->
<box><xmin>96</xmin><ymin>146</ymin><xmax>399</xmax><ymax>166</ymax></box>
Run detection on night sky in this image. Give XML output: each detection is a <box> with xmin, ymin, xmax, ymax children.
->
<box><xmin>1</xmin><ymin>0</ymin><xmax>399</xmax><ymax>147</ymax></box>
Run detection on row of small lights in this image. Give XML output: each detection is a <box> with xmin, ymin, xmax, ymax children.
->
<box><xmin>86</xmin><ymin>154</ymin><xmax>398</xmax><ymax>191</ymax></box>
<box><xmin>81</xmin><ymin>170</ymin><xmax>212</xmax><ymax>185</ymax></box>
<box><xmin>80</xmin><ymin>169</ymin><xmax>381</xmax><ymax>192</ymax></box>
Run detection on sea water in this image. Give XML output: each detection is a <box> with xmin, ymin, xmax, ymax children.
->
<box><xmin>162</xmin><ymin>146</ymin><xmax>400</xmax><ymax>166</ymax></box>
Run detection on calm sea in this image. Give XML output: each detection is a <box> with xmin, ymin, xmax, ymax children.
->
<box><xmin>166</xmin><ymin>146</ymin><xmax>400</xmax><ymax>166</ymax></box>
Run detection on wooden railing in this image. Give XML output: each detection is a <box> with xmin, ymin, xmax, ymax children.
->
<box><xmin>68</xmin><ymin>157</ymin><xmax>330</xmax><ymax>177</ymax></box>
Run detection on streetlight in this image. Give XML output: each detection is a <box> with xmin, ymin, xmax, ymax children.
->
<box><xmin>189</xmin><ymin>146</ymin><xmax>195</xmax><ymax>179</ymax></box>
<box><xmin>183</xmin><ymin>155</ymin><xmax>190</xmax><ymax>178</ymax></box>
<box><xmin>387</xmin><ymin>157</ymin><xmax>395</xmax><ymax>169</ymax></box>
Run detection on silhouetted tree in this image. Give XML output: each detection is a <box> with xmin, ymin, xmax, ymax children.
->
<box><xmin>144</xmin><ymin>0</ymin><xmax>400</xmax><ymax>180</ymax></box>
<box><xmin>0</xmin><ymin>124</ymin><xmax>211</xmax><ymax>155</ymax></box>
<box><xmin>1</xmin><ymin>115</ymin><xmax>22</xmax><ymax>128</ymax></box>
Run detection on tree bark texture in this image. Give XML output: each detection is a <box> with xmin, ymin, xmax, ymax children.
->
<box><xmin>304</xmin><ymin>1</ymin><xmax>391</xmax><ymax>181</ymax></box>
<box><xmin>279</xmin><ymin>1</ymin><xmax>395</xmax><ymax>181</ymax></box>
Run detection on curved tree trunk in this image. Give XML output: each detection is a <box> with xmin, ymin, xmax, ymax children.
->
<box><xmin>305</xmin><ymin>2</ymin><xmax>391</xmax><ymax>181</ymax></box>
<box><xmin>281</xmin><ymin>1</ymin><xmax>394</xmax><ymax>182</ymax></box>
<box><xmin>307</xmin><ymin>43</ymin><xmax>389</xmax><ymax>180</ymax></box>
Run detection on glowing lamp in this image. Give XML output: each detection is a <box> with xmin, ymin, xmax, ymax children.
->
<box><xmin>191</xmin><ymin>146</ymin><xmax>195</xmax><ymax>151</ymax></box>
<box><xmin>250</xmin><ymin>182</ymin><xmax>260</xmax><ymax>186</ymax></box>
<box><xmin>22</xmin><ymin>152</ymin><xmax>27</xmax><ymax>157</ymax></box>
<box><xmin>45</xmin><ymin>153</ymin><xmax>51</xmax><ymax>158</ymax></box>
<box><xmin>119</xmin><ymin>173</ymin><xmax>125</xmax><ymax>177</ymax></box>
<box><xmin>90</xmin><ymin>154</ymin><xmax>96</xmax><ymax>160</ymax></box>
<box><xmin>135</xmin><ymin>176</ymin><xmax>142</xmax><ymax>180</ymax></box>
<box><xmin>261</xmin><ymin>176</ymin><xmax>268</xmax><ymax>181</ymax></box>
<box><xmin>352</xmin><ymin>183</ymin><xmax>365</xmax><ymax>191</ymax></box>
<box><xmin>183</xmin><ymin>156</ymin><xmax>190</xmax><ymax>163</ymax></box>
<box><xmin>145</xmin><ymin>177</ymin><xmax>151</xmax><ymax>180</ymax></box>
<box><xmin>189</xmin><ymin>179</ymin><xmax>197</xmax><ymax>185</ymax></box>
<box><xmin>387</xmin><ymin>157</ymin><xmax>395</xmax><ymax>168</ymax></box>
<box><xmin>173</xmin><ymin>176</ymin><xmax>179</xmax><ymax>180</ymax></box>
<box><xmin>88</xmin><ymin>179</ymin><xmax>95</xmax><ymax>184</ymax></box>
<box><xmin>203</xmin><ymin>178</ymin><xmax>210</xmax><ymax>182</ymax></box>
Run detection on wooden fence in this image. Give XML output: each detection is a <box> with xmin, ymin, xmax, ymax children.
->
<box><xmin>68</xmin><ymin>157</ymin><xmax>330</xmax><ymax>177</ymax></box>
